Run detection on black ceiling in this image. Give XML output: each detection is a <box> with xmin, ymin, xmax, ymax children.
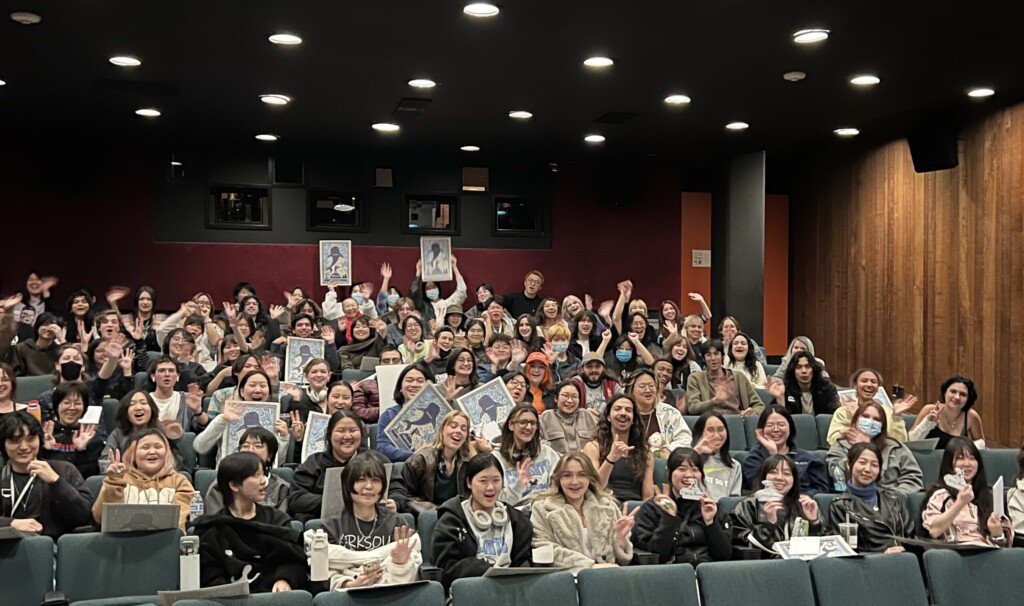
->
<box><xmin>1</xmin><ymin>1</ymin><xmax>1022</xmax><ymax>165</ymax></box>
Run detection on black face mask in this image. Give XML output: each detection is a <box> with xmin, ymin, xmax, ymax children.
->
<box><xmin>60</xmin><ymin>361</ymin><xmax>83</xmax><ymax>381</ymax></box>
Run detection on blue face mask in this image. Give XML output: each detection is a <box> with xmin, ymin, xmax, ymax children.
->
<box><xmin>857</xmin><ymin>417</ymin><xmax>883</xmax><ymax>438</ymax></box>
<box><xmin>352</xmin><ymin>292</ymin><xmax>364</xmax><ymax>304</ymax></box>
<box><xmin>386</xmin><ymin>294</ymin><xmax>400</xmax><ymax>306</ymax></box>
<box><xmin>552</xmin><ymin>342</ymin><xmax>568</xmax><ymax>353</ymax></box>
<box><xmin>615</xmin><ymin>350</ymin><xmax>633</xmax><ymax>363</ymax></box>
<box><xmin>426</xmin><ymin>289</ymin><xmax>440</xmax><ymax>301</ymax></box>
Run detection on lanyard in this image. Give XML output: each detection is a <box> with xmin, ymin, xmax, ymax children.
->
<box><xmin>10</xmin><ymin>473</ymin><xmax>37</xmax><ymax>514</ymax></box>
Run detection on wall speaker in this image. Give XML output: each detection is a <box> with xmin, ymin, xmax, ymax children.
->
<box><xmin>907</xmin><ymin>127</ymin><xmax>958</xmax><ymax>173</ymax></box>
<box><xmin>375</xmin><ymin>168</ymin><xmax>394</xmax><ymax>188</ymax></box>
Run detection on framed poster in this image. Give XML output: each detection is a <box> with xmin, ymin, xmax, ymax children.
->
<box><xmin>420</xmin><ymin>236</ymin><xmax>453</xmax><ymax>282</ymax></box>
<box><xmin>219</xmin><ymin>401</ymin><xmax>281</xmax><ymax>457</ymax></box>
<box><xmin>285</xmin><ymin>337</ymin><xmax>326</xmax><ymax>384</ymax></box>
<box><xmin>454</xmin><ymin>377</ymin><xmax>517</xmax><ymax>434</ymax></box>
<box><xmin>319</xmin><ymin>240</ymin><xmax>352</xmax><ymax>286</ymax></box>
<box><xmin>383</xmin><ymin>384</ymin><xmax>453</xmax><ymax>452</ymax></box>
<box><xmin>301</xmin><ymin>411</ymin><xmax>332</xmax><ymax>463</ymax></box>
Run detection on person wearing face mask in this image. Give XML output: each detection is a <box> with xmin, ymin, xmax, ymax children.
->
<box><xmin>573</xmin><ymin>354</ymin><xmax>622</xmax><ymax>415</ymax></box>
<box><xmin>194</xmin><ymin>452</ymin><xmax>307</xmax><ymax>594</ymax></box>
<box><xmin>92</xmin><ymin>429</ymin><xmax>195</xmax><ymax>530</ymax></box>
<box><xmin>732</xmin><ymin>454</ymin><xmax>822</xmax><ymax>554</ymax></box>
<box><xmin>373</xmin><ymin>262</ymin><xmax>403</xmax><ymax>318</ymax></box>
<box><xmin>827</xmin><ymin>402</ymin><xmax>923</xmax><ymax>494</ymax></box>
<box><xmin>195</xmin><ymin>370</ymin><xmax>290</xmax><ymax>467</ymax></box>
<box><xmin>542</xmin><ymin>324</ymin><xmax>580</xmax><ymax>383</ymax></box>
<box><xmin>742</xmin><ymin>405</ymin><xmax>829</xmax><ymax>496</ymax></box>
<box><xmin>410</xmin><ymin>256</ymin><xmax>467</xmax><ymax>324</ymax></box>
<box><xmin>627</xmin><ymin>368</ymin><xmax>692</xmax><ymax>456</ymax></box>
<box><xmin>204</xmin><ymin>427</ymin><xmax>291</xmax><ymax>515</ymax></box>
<box><xmin>690</xmin><ymin>411</ymin><xmax>742</xmax><ymax>500</ymax></box>
<box><xmin>433</xmin><ymin>453</ymin><xmax>534</xmax><ymax>590</ymax></box>
<box><xmin>909</xmin><ymin>375</ymin><xmax>986</xmax><ymax>449</ymax></box>
<box><xmin>583</xmin><ymin>395</ymin><xmax>655</xmax><ymax>502</ymax></box>
<box><xmin>772</xmin><ymin>337</ymin><xmax>829</xmax><ymax>381</ymax></box>
<box><xmin>530</xmin><ymin>452</ymin><xmax>635</xmax><ymax>570</ymax></box>
<box><xmin>350</xmin><ymin>346</ymin><xmax>404</xmax><ymax>424</ymax></box>
<box><xmin>100</xmin><ymin>389</ymin><xmax>186</xmax><ymax>473</ymax></box>
<box><xmin>633</xmin><ymin>448</ymin><xmax>732</xmax><ymax>564</ymax></box>
<box><xmin>376</xmin><ymin>364</ymin><xmax>434</xmax><ymax>463</ymax></box>
<box><xmin>307</xmin><ymin>451</ymin><xmax>421</xmax><ymax>592</ymax></box>
<box><xmin>0</xmin><ymin>411</ymin><xmax>93</xmax><ymax>538</ymax></box>
<box><xmin>540</xmin><ymin>381</ymin><xmax>600</xmax><ymax>456</ymax></box>
<box><xmin>424</xmin><ymin>326</ymin><xmax>457</xmax><ymax>376</ymax></box>
<box><xmin>826</xmin><ymin>368</ymin><xmax>911</xmax><ymax>445</ymax></box>
<box><xmin>685</xmin><ymin>339</ymin><xmax>764</xmax><ymax>417</ymax></box>
<box><xmin>0</xmin><ymin>311</ymin><xmax>64</xmax><ymax>377</ymax></box>
<box><xmin>37</xmin><ymin>343</ymin><xmax>114</xmax><ymax>422</ymax></box>
<box><xmin>493</xmin><ymin>404</ymin><xmax>561</xmax><ymax>509</ymax></box>
<box><xmin>39</xmin><ymin>381</ymin><xmax>105</xmax><ymax>479</ymax></box>
<box><xmin>768</xmin><ymin>351</ymin><xmax>839</xmax><ymax>416</ymax></box>
<box><xmin>922</xmin><ymin>437</ymin><xmax>1014</xmax><ymax>546</ymax></box>
<box><xmin>404</xmin><ymin>411</ymin><xmax>479</xmax><ymax>513</ymax></box>
<box><xmin>825</xmin><ymin>443</ymin><xmax>913</xmax><ymax>553</ymax></box>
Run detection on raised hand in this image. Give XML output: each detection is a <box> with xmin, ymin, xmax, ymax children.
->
<box><xmin>285</xmin><ymin>290</ymin><xmax>303</xmax><ymax>307</ymax></box>
<box><xmin>627</xmin><ymin>332</ymin><xmax>640</xmax><ymax>345</ymax></box>
<box><xmin>607</xmin><ymin>440</ymin><xmax>634</xmax><ymax>463</ymax></box>
<box><xmin>584</xmin><ymin>293</ymin><xmax>593</xmax><ymax>310</ymax></box>
<box><xmin>444</xmin><ymin>375</ymin><xmax>464</xmax><ymax>400</ymax></box>
<box><xmin>763</xmin><ymin>499</ymin><xmax>784</xmax><ymax>524</ymax></box>
<box><xmin>119</xmin><ymin>349</ymin><xmax>135</xmax><ymax>374</ymax></box>
<box><xmin>42</xmin><ymin>421</ymin><xmax>56</xmax><ymax>450</ymax></box>
<box><xmin>712</xmin><ymin>383</ymin><xmax>729</xmax><ymax>404</ymax></box>
<box><xmin>222</xmin><ymin>302</ymin><xmax>237</xmax><ymax>323</ymax></box>
<box><xmin>259</xmin><ymin>355</ymin><xmax>280</xmax><ymax>378</ymax></box>
<box><xmin>664</xmin><ymin>320</ymin><xmax>678</xmax><ymax>335</ymax></box>
<box><xmin>76</xmin><ymin>319</ymin><xmax>89</xmax><ymax>346</ymax></box>
<box><xmin>290</xmin><ymin>410</ymin><xmax>304</xmax><ymax>441</ymax></box>
<box><xmin>391</xmin><ymin>526</ymin><xmax>415</xmax><ymax>565</ymax></box>
<box><xmin>415</xmin><ymin>259</ymin><xmax>423</xmax><ymax>277</ymax></box>
<box><xmin>274</xmin><ymin>418</ymin><xmax>290</xmax><ymax>439</ymax></box>
<box><xmin>510</xmin><ymin>340</ymin><xmax>527</xmax><ymax>365</ymax></box>
<box><xmin>768</xmin><ymin>379</ymin><xmax>785</xmax><ymax>403</ymax></box>
<box><xmin>515</xmin><ymin>456</ymin><xmax>534</xmax><ymax>487</ymax></box>
<box><xmin>798</xmin><ymin>494</ymin><xmax>819</xmax><ymax>522</ymax></box>
<box><xmin>72</xmin><ymin>424</ymin><xmax>97</xmax><ymax>451</ymax></box>
<box><xmin>597</xmin><ymin>300</ymin><xmax>614</xmax><ymax>317</ymax></box>
<box><xmin>185</xmin><ymin>384</ymin><xmax>203</xmax><ymax>414</ymax></box>
<box><xmin>107</xmin><ymin>448</ymin><xmax>126</xmax><ymax>476</ymax></box>
<box><xmin>893</xmin><ymin>395</ymin><xmax>918</xmax><ymax>416</ymax></box>
<box><xmin>319</xmin><ymin>324</ymin><xmax>336</xmax><ymax>344</ymax></box>
<box><xmin>601</xmin><ymin>329</ymin><xmax>613</xmax><ymax>344</ymax></box>
<box><xmin>249</xmin><ymin>331</ymin><xmax>266</xmax><ymax>351</ymax></box>
<box><xmin>954</xmin><ymin>483</ymin><xmax>975</xmax><ymax>507</ymax></box>
<box><xmin>269</xmin><ymin>305</ymin><xmax>286</xmax><ymax>320</ymax></box>
<box><xmin>926</xmin><ymin>402</ymin><xmax>943</xmax><ymax>423</ymax></box>
<box><xmin>845</xmin><ymin>426</ymin><xmax>869</xmax><ymax>444</ymax></box>
<box><xmin>754</xmin><ymin>428</ymin><xmax>778</xmax><ymax>454</ymax></box>
<box><xmin>450</xmin><ymin>255</ymin><xmax>458</xmax><ymax>270</ymax></box>
<box><xmin>0</xmin><ymin>293</ymin><xmax>23</xmax><ymax>311</ymax></box>
<box><xmin>122</xmin><ymin>317</ymin><xmax>144</xmax><ymax>340</ymax></box>
<box><xmin>380</xmin><ymin>262</ymin><xmax>393</xmax><ymax>280</ymax></box>
<box><xmin>699</xmin><ymin>495</ymin><xmax>718</xmax><ymax>525</ymax></box>
<box><xmin>369</xmin><ymin>318</ymin><xmax>387</xmax><ymax>334</ymax></box>
<box><xmin>692</xmin><ymin>435</ymin><xmax>716</xmax><ymax>455</ymax></box>
<box><xmin>687</xmin><ymin>292</ymin><xmax>706</xmax><ymax>304</ymax></box>
<box><xmin>222</xmin><ymin>399</ymin><xmax>245</xmax><ymax>422</ymax></box>
<box><xmin>40</xmin><ymin>276</ymin><xmax>59</xmax><ymax>297</ymax></box>
<box><xmin>485</xmin><ymin>347</ymin><xmax>500</xmax><ymax>366</ymax></box>
<box><xmin>106</xmin><ymin>286</ymin><xmax>131</xmax><ymax>306</ymax></box>
<box><xmin>542</xmin><ymin>340</ymin><xmax>555</xmax><ymax>360</ymax></box>
<box><xmin>425</xmin><ymin>341</ymin><xmax>440</xmax><ymax>362</ymax></box>
<box><xmin>614</xmin><ymin>502</ymin><xmax>637</xmax><ymax>545</ymax></box>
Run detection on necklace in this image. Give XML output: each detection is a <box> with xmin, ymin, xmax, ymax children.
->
<box><xmin>638</xmin><ymin>408</ymin><xmax>655</xmax><ymax>436</ymax></box>
<box><xmin>356</xmin><ymin>512</ymin><xmax>378</xmax><ymax>539</ymax></box>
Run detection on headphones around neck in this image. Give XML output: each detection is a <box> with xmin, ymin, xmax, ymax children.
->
<box><xmin>469</xmin><ymin>501</ymin><xmax>509</xmax><ymax>531</ymax></box>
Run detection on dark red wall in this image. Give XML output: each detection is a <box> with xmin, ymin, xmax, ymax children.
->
<box><xmin>2</xmin><ymin>153</ymin><xmax>683</xmax><ymax>311</ymax></box>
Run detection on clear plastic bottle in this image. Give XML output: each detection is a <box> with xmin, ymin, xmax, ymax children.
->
<box><xmin>830</xmin><ymin>461</ymin><xmax>847</xmax><ymax>492</ymax></box>
<box><xmin>189</xmin><ymin>491</ymin><xmax>204</xmax><ymax>521</ymax></box>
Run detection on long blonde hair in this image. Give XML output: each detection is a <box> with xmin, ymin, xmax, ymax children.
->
<box><xmin>423</xmin><ymin>410</ymin><xmax>477</xmax><ymax>459</ymax></box>
<box><xmin>536</xmin><ymin>451</ymin><xmax>613</xmax><ymax>502</ymax></box>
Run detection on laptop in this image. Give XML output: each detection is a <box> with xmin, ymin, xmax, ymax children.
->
<box><xmin>101</xmin><ymin>503</ymin><xmax>181</xmax><ymax>533</ymax></box>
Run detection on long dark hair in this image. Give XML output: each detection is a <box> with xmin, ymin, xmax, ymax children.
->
<box><xmin>728</xmin><ymin>332</ymin><xmax>759</xmax><ymax>377</ymax></box>
<box><xmin>514</xmin><ymin>314</ymin><xmax>544</xmax><ymax>351</ymax></box>
<box><xmin>324</xmin><ymin>409</ymin><xmax>368</xmax><ymax>456</ymax></box>
<box><xmin>845</xmin><ymin>442</ymin><xmax>883</xmax><ymax>487</ymax></box>
<box><xmin>570</xmin><ymin>310</ymin><xmax>602</xmax><ymax>352</ymax></box>
<box><xmin>605</xmin><ymin>335</ymin><xmax>638</xmax><ymax>378</ymax></box>
<box><xmin>596</xmin><ymin>394</ymin><xmax>648</xmax><ymax>476</ymax></box>
<box><xmin>783</xmin><ymin>351</ymin><xmax>827</xmax><ymax>392</ymax></box>
<box><xmin>926</xmin><ymin>437</ymin><xmax>994</xmax><ymax>537</ymax></box>
<box><xmin>692</xmin><ymin>411</ymin><xmax>734</xmax><ymax>468</ymax></box>
<box><xmin>499</xmin><ymin>404</ymin><xmax>540</xmax><ymax>461</ymax></box>
<box><xmin>115</xmin><ymin>389</ymin><xmax>161</xmax><ymax>434</ymax></box>
<box><xmin>757</xmin><ymin>405</ymin><xmax>797</xmax><ymax>451</ymax></box>
<box><xmin>939</xmin><ymin>375</ymin><xmax>978</xmax><ymax>413</ymax></box>
<box><xmin>393</xmin><ymin>363</ymin><xmax>435</xmax><ymax>406</ymax></box>
<box><xmin>756</xmin><ymin>454</ymin><xmax>802</xmax><ymax>521</ymax></box>
<box><xmin>444</xmin><ymin>347</ymin><xmax>479</xmax><ymax>390</ymax></box>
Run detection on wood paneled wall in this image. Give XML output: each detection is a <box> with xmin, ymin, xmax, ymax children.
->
<box><xmin>790</xmin><ymin>102</ymin><xmax>1024</xmax><ymax>449</ymax></box>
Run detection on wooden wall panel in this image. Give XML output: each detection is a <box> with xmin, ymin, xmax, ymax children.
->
<box><xmin>791</xmin><ymin>102</ymin><xmax>1024</xmax><ymax>448</ymax></box>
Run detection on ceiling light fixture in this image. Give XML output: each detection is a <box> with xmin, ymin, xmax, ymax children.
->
<box><xmin>170</xmin><ymin>161</ymin><xmax>183</xmax><ymax>166</ymax></box>
<box><xmin>408</xmin><ymin>78</ymin><xmax>437</xmax><ymax>89</ymax></box>
<box><xmin>372</xmin><ymin>122</ymin><xmax>400</xmax><ymax>132</ymax></box>
<box><xmin>850</xmin><ymin>74</ymin><xmax>880</xmax><ymax>86</ymax></box>
<box><xmin>783</xmin><ymin>71</ymin><xmax>806</xmax><ymax>82</ymax></box>
<box><xmin>268</xmin><ymin>33</ymin><xmax>302</xmax><ymax>45</ymax></box>
<box><xmin>10</xmin><ymin>11</ymin><xmax>42</xmax><ymax>25</ymax></box>
<box><xmin>793</xmin><ymin>28</ymin><xmax>829</xmax><ymax>43</ymax></box>
<box><xmin>725</xmin><ymin>121</ymin><xmax>749</xmax><ymax>131</ymax></box>
<box><xmin>135</xmin><ymin>108</ymin><xmax>161</xmax><ymax>117</ymax></box>
<box><xmin>460</xmin><ymin>145</ymin><xmax>480</xmax><ymax>152</ymax></box>
<box><xmin>834</xmin><ymin>127</ymin><xmax>860</xmax><ymax>137</ymax></box>
<box><xmin>0</xmin><ymin>79</ymin><xmax>6</xmax><ymax>86</ymax></box>
<box><xmin>967</xmin><ymin>87</ymin><xmax>995</xmax><ymax>98</ymax></box>
<box><xmin>664</xmin><ymin>94</ymin><xmax>692</xmax><ymax>105</ymax></box>
<box><xmin>464</xmin><ymin>3</ymin><xmax>500</xmax><ymax>17</ymax></box>
<box><xmin>508</xmin><ymin>110</ymin><xmax>532</xmax><ymax>119</ymax></box>
<box><xmin>259</xmin><ymin>94</ymin><xmax>291</xmax><ymax>106</ymax></box>
<box><xmin>109</xmin><ymin>56</ymin><xmax>142</xmax><ymax>67</ymax></box>
<box><xmin>584</xmin><ymin>134</ymin><xmax>606</xmax><ymax>143</ymax></box>
<box><xmin>583</xmin><ymin>56</ymin><xmax>614</xmax><ymax>68</ymax></box>
<box><xmin>255</xmin><ymin>133</ymin><xmax>279</xmax><ymax>141</ymax></box>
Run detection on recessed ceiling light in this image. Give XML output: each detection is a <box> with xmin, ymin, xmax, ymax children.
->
<box><xmin>583</xmin><ymin>56</ymin><xmax>614</xmax><ymax>68</ymax></box>
<box><xmin>584</xmin><ymin>134</ymin><xmax>606</xmax><ymax>143</ymax></box>
<box><xmin>259</xmin><ymin>94</ymin><xmax>291</xmax><ymax>106</ymax></box>
<box><xmin>793</xmin><ymin>28</ymin><xmax>829</xmax><ymax>43</ymax></box>
<box><xmin>850</xmin><ymin>74</ymin><xmax>880</xmax><ymax>86</ymax></box>
<box><xmin>255</xmin><ymin>133</ymin><xmax>279</xmax><ymax>141</ymax></box>
<box><xmin>508</xmin><ymin>110</ymin><xmax>532</xmax><ymax>119</ymax></box>
<box><xmin>464</xmin><ymin>3</ymin><xmax>500</xmax><ymax>17</ymax></box>
<box><xmin>725</xmin><ymin>121</ymin><xmax>749</xmax><ymax>131</ymax></box>
<box><xmin>460</xmin><ymin>145</ymin><xmax>480</xmax><ymax>152</ymax></box>
<box><xmin>967</xmin><ymin>87</ymin><xmax>995</xmax><ymax>98</ymax></box>
<box><xmin>109</xmin><ymin>56</ymin><xmax>142</xmax><ymax>67</ymax></box>
<box><xmin>408</xmin><ymin>78</ymin><xmax>437</xmax><ymax>89</ymax></box>
<box><xmin>664</xmin><ymin>94</ymin><xmax>691</xmax><ymax>105</ymax></box>
<box><xmin>10</xmin><ymin>11</ymin><xmax>42</xmax><ymax>25</ymax></box>
<box><xmin>0</xmin><ymin>79</ymin><xmax>6</xmax><ymax>87</ymax></box>
<box><xmin>783</xmin><ymin>71</ymin><xmax>806</xmax><ymax>82</ymax></box>
<box><xmin>372</xmin><ymin>122</ymin><xmax>400</xmax><ymax>132</ymax></box>
<box><xmin>170</xmin><ymin>161</ymin><xmax>183</xmax><ymax>166</ymax></box>
<box><xmin>135</xmin><ymin>108</ymin><xmax>161</xmax><ymax>117</ymax></box>
<box><xmin>834</xmin><ymin>127</ymin><xmax>860</xmax><ymax>137</ymax></box>
<box><xmin>268</xmin><ymin>33</ymin><xmax>302</xmax><ymax>45</ymax></box>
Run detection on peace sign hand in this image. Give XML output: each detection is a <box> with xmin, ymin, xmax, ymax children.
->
<box><xmin>515</xmin><ymin>456</ymin><xmax>534</xmax><ymax>487</ymax></box>
<box><xmin>107</xmin><ymin>448</ymin><xmax>126</xmax><ymax>476</ymax></box>
<box><xmin>615</xmin><ymin>502</ymin><xmax>637</xmax><ymax>546</ymax></box>
<box><xmin>290</xmin><ymin>410</ymin><xmax>304</xmax><ymax>441</ymax></box>
<box><xmin>651</xmin><ymin>483</ymin><xmax>677</xmax><ymax>515</ymax></box>
<box><xmin>42</xmin><ymin>420</ymin><xmax>57</xmax><ymax>450</ymax></box>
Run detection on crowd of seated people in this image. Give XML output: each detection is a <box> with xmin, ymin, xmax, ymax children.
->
<box><xmin>0</xmin><ymin>266</ymin><xmax>1021</xmax><ymax>599</ymax></box>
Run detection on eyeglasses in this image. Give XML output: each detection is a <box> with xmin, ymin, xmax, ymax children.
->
<box><xmin>764</xmin><ymin>423</ymin><xmax>788</xmax><ymax>431</ymax></box>
<box><xmin>558</xmin><ymin>393</ymin><xmax>580</xmax><ymax>401</ymax></box>
<box><xmin>525</xmin><ymin>279</ymin><xmax>542</xmax><ymax>286</ymax></box>
<box><xmin>514</xmin><ymin>420</ymin><xmax>538</xmax><ymax>428</ymax></box>
<box><xmin>507</xmin><ymin>380</ymin><xmax>526</xmax><ymax>389</ymax></box>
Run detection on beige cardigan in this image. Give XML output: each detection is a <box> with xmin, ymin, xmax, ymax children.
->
<box><xmin>685</xmin><ymin>369</ymin><xmax>764</xmax><ymax>415</ymax></box>
<box><xmin>530</xmin><ymin>492</ymin><xmax>633</xmax><ymax>570</ymax></box>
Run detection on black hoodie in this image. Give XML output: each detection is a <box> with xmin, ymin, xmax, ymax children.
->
<box><xmin>432</xmin><ymin>496</ymin><xmax>533</xmax><ymax>590</ymax></box>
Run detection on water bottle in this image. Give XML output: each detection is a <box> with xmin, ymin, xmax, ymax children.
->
<box><xmin>189</xmin><ymin>491</ymin><xmax>204</xmax><ymax>521</ymax></box>
<box><xmin>310</xmin><ymin>529</ymin><xmax>330</xmax><ymax>582</ymax></box>
<box><xmin>27</xmin><ymin>400</ymin><xmax>41</xmax><ymax>422</ymax></box>
<box><xmin>830</xmin><ymin>461</ymin><xmax>847</xmax><ymax>492</ymax></box>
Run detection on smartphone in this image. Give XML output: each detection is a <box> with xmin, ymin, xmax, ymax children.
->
<box><xmin>892</xmin><ymin>385</ymin><xmax>905</xmax><ymax>399</ymax></box>
<box><xmin>362</xmin><ymin>559</ymin><xmax>382</xmax><ymax>574</ymax></box>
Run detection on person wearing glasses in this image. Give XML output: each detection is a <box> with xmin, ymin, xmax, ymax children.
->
<box><xmin>503</xmin><ymin>270</ymin><xmax>545</xmax><ymax>318</ymax></box>
<box><xmin>627</xmin><ymin>368</ymin><xmax>691</xmax><ymax>456</ymax></box>
<box><xmin>540</xmin><ymin>381</ymin><xmax>600</xmax><ymax>455</ymax></box>
<box><xmin>493</xmin><ymin>404</ymin><xmax>561</xmax><ymax>509</ymax></box>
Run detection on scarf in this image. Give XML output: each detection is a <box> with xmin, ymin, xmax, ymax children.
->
<box><xmin>847</xmin><ymin>482</ymin><xmax>879</xmax><ymax>508</ymax></box>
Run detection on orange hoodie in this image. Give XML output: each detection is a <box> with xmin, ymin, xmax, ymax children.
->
<box><xmin>525</xmin><ymin>351</ymin><xmax>553</xmax><ymax>414</ymax></box>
